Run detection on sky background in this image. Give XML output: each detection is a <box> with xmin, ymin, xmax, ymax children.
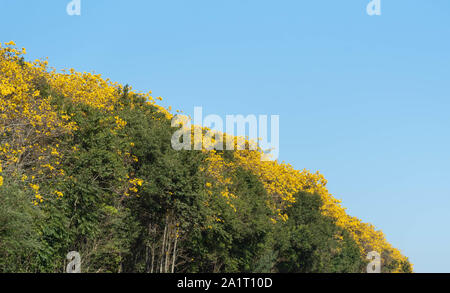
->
<box><xmin>1</xmin><ymin>0</ymin><xmax>449</xmax><ymax>272</ymax></box>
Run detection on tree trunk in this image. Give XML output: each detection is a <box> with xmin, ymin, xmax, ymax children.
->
<box><xmin>171</xmin><ymin>229</ymin><xmax>178</xmax><ymax>273</ymax></box>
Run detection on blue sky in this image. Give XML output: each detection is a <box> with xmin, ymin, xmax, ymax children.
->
<box><xmin>1</xmin><ymin>0</ymin><xmax>449</xmax><ymax>272</ymax></box>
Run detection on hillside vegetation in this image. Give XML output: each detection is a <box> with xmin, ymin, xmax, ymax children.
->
<box><xmin>0</xmin><ymin>42</ymin><xmax>412</xmax><ymax>273</ymax></box>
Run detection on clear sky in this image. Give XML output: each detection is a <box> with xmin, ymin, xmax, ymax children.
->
<box><xmin>1</xmin><ymin>0</ymin><xmax>449</xmax><ymax>272</ymax></box>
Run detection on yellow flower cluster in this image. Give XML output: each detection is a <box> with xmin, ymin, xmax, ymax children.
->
<box><xmin>49</xmin><ymin>69</ymin><xmax>119</xmax><ymax>111</ymax></box>
<box><xmin>0</xmin><ymin>163</ymin><xmax>3</xmax><ymax>187</ymax></box>
<box><xmin>1</xmin><ymin>42</ymin><xmax>171</xmax><ymax>202</ymax></box>
<box><xmin>29</xmin><ymin>183</ymin><xmax>43</xmax><ymax>205</ymax></box>
<box><xmin>128</xmin><ymin>178</ymin><xmax>144</xmax><ymax>194</ymax></box>
<box><xmin>54</xmin><ymin>190</ymin><xmax>64</xmax><ymax>198</ymax></box>
<box><xmin>0</xmin><ymin>42</ymin><xmax>76</xmax><ymax>201</ymax></box>
<box><xmin>201</xmin><ymin>150</ymin><xmax>238</xmax><ymax>213</ymax></box>
<box><xmin>114</xmin><ymin>116</ymin><xmax>127</xmax><ymax>130</ymax></box>
<box><xmin>228</xmin><ymin>149</ymin><xmax>410</xmax><ymax>272</ymax></box>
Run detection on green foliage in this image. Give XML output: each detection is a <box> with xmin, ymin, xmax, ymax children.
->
<box><xmin>0</xmin><ymin>178</ymin><xmax>42</xmax><ymax>272</ymax></box>
<box><xmin>274</xmin><ymin>192</ymin><xmax>364</xmax><ymax>273</ymax></box>
<box><xmin>185</xmin><ymin>167</ymin><xmax>275</xmax><ymax>273</ymax></box>
<box><xmin>0</xmin><ymin>81</ymin><xmax>401</xmax><ymax>273</ymax></box>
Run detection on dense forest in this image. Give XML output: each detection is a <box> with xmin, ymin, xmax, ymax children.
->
<box><xmin>0</xmin><ymin>42</ymin><xmax>412</xmax><ymax>273</ymax></box>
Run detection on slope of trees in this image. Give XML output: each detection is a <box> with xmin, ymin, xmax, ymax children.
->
<box><xmin>0</xmin><ymin>42</ymin><xmax>412</xmax><ymax>273</ymax></box>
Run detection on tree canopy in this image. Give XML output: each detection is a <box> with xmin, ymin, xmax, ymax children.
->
<box><xmin>0</xmin><ymin>42</ymin><xmax>412</xmax><ymax>273</ymax></box>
